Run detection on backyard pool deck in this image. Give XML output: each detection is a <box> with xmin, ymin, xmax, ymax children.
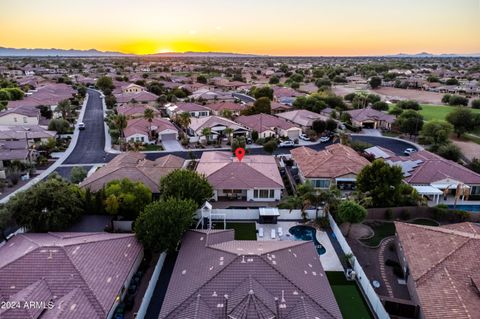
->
<box><xmin>256</xmin><ymin>221</ymin><xmax>344</xmax><ymax>271</ymax></box>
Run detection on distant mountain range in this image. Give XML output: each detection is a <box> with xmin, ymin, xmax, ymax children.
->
<box><xmin>387</xmin><ymin>52</ymin><xmax>480</xmax><ymax>58</ymax></box>
<box><xmin>0</xmin><ymin>46</ymin><xmax>479</xmax><ymax>58</ymax></box>
<box><xmin>0</xmin><ymin>47</ymin><xmax>128</xmax><ymax>57</ymax></box>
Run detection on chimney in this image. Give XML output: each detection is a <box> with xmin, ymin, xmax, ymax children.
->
<box><xmin>224</xmin><ymin>294</ymin><xmax>229</xmax><ymax>319</ymax></box>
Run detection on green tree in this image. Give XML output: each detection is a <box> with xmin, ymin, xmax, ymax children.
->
<box><xmin>159</xmin><ymin>169</ymin><xmax>213</xmax><ymax>207</ymax></box>
<box><xmin>369</xmin><ymin>76</ymin><xmax>382</xmax><ymax>89</ymax></box>
<box><xmin>436</xmin><ymin>143</ymin><xmax>462</xmax><ymax>162</ymax></box>
<box><xmin>197</xmin><ymin>75</ymin><xmax>207</xmax><ymax>84</ymax></box>
<box><xmin>96</xmin><ymin>76</ymin><xmax>114</xmax><ymax>92</ymax></box>
<box><xmin>315</xmin><ymin>78</ymin><xmax>332</xmax><ymax>88</ymax></box>
<box><xmin>105</xmin><ymin>94</ymin><xmax>117</xmax><ymax>109</ymax></box>
<box><xmin>176</xmin><ymin>112</ymin><xmax>191</xmax><ymax>135</ymax></box>
<box><xmin>472</xmin><ymin>99</ymin><xmax>480</xmax><ymax>109</ymax></box>
<box><xmin>397</xmin><ymin>100</ymin><xmax>421</xmax><ymax>110</ymax></box>
<box><xmin>325</xmin><ymin>119</ymin><xmax>337</xmax><ymax>131</ymax></box>
<box><xmin>356</xmin><ymin>159</ymin><xmax>405</xmax><ymax>208</ymax></box>
<box><xmin>104</xmin><ymin>178</ymin><xmax>152</xmax><ymax>220</ymax></box>
<box><xmin>263</xmin><ymin>139</ymin><xmax>277</xmax><ymax>154</ymax></box>
<box><xmin>113</xmin><ymin>114</ymin><xmax>128</xmax><ymax>138</ymax></box>
<box><xmin>448</xmin><ymin>95</ymin><xmax>469</xmax><ymax>106</ymax></box>
<box><xmin>395</xmin><ymin>110</ymin><xmax>424</xmax><ymax>137</ymax></box>
<box><xmin>70</xmin><ymin>166</ymin><xmax>87</xmax><ymax>184</ymax></box>
<box><xmin>251</xmin><ymin>86</ymin><xmax>274</xmax><ymax>100</ymax></box>
<box><xmin>144</xmin><ymin>108</ymin><xmax>155</xmax><ymax>140</ymax></box>
<box><xmin>419</xmin><ymin>120</ymin><xmax>453</xmax><ymax>146</ymax></box>
<box><xmin>7</xmin><ymin>175</ymin><xmax>84</xmax><ymax>232</ymax></box>
<box><xmin>134</xmin><ymin>197</ymin><xmax>197</xmax><ymax>252</ymax></box>
<box><xmin>0</xmin><ymin>206</ymin><xmax>14</xmax><ymax>242</ymax></box>
<box><xmin>446</xmin><ymin>108</ymin><xmax>476</xmax><ymax>137</ymax></box>
<box><xmin>48</xmin><ymin>118</ymin><xmax>70</xmax><ymax>134</ymax></box>
<box><xmin>372</xmin><ymin>101</ymin><xmax>389</xmax><ymax>111</ymax></box>
<box><xmin>201</xmin><ymin>127</ymin><xmax>212</xmax><ymax>144</ymax></box>
<box><xmin>231</xmin><ymin>136</ymin><xmax>246</xmax><ymax>152</ymax></box>
<box><xmin>242</xmin><ymin>97</ymin><xmax>271</xmax><ymax>115</ymax></box>
<box><xmin>269</xmin><ymin>76</ymin><xmax>280</xmax><ymax>84</ymax></box>
<box><xmin>312</xmin><ymin>120</ymin><xmax>326</xmax><ymax>134</ymax></box>
<box><xmin>445</xmin><ymin>78</ymin><xmax>459</xmax><ymax>86</ymax></box>
<box><xmin>442</xmin><ymin>94</ymin><xmax>451</xmax><ymax>104</ymax></box>
<box><xmin>56</xmin><ymin>99</ymin><xmax>73</xmax><ymax>120</ymax></box>
<box><xmin>337</xmin><ymin>200</ymin><xmax>367</xmax><ymax>237</ymax></box>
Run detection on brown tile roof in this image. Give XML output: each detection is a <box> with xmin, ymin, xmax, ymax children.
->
<box><xmin>205</xmin><ymin>101</ymin><xmax>247</xmax><ymax>113</ymax></box>
<box><xmin>235</xmin><ymin>113</ymin><xmax>300</xmax><ymax>132</ymax></box>
<box><xmin>0</xmin><ymin>232</ymin><xmax>142</xmax><ymax>319</ymax></box>
<box><xmin>80</xmin><ymin>152</ymin><xmax>185</xmax><ymax>192</ymax></box>
<box><xmin>7</xmin><ymin>83</ymin><xmax>76</xmax><ymax>109</ymax></box>
<box><xmin>116</xmin><ymin>104</ymin><xmax>160</xmax><ymax>118</ymax></box>
<box><xmin>196</xmin><ymin>151</ymin><xmax>284</xmax><ymax>190</ymax></box>
<box><xmin>159</xmin><ymin>229</ymin><xmax>342</xmax><ymax>319</ymax></box>
<box><xmin>114</xmin><ymin>91</ymin><xmax>158</xmax><ymax>103</ymax></box>
<box><xmin>291</xmin><ymin>144</ymin><xmax>370</xmax><ymax>179</ymax></box>
<box><xmin>395</xmin><ymin>222</ymin><xmax>480</xmax><ymax>319</ymax></box>
<box><xmin>124</xmin><ymin>117</ymin><xmax>177</xmax><ymax>139</ymax></box>
<box><xmin>387</xmin><ymin>150</ymin><xmax>480</xmax><ymax>185</ymax></box>
<box><xmin>346</xmin><ymin>107</ymin><xmax>395</xmax><ymax>123</ymax></box>
<box><xmin>275</xmin><ymin>109</ymin><xmax>329</xmax><ymax>127</ymax></box>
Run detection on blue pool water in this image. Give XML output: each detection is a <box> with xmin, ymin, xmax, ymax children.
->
<box><xmin>289</xmin><ymin>225</ymin><xmax>326</xmax><ymax>255</ymax></box>
<box><xmin>448</xmin><ymin>205</ymin><xmax>480</xmax><ymax>213</ymax></box>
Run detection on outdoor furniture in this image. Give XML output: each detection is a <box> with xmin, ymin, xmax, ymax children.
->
<box><xmin>258</xmin><ymin>228</ymin><xmax>264</xmax><ymax>238</ymax></box>
<box><xmin>278</xmin><ymin>227</ymin><xmax>283</xmax><ymax>237</ymax></box>
<box><xmin>271</xmin><ymin>229</ymin><xmax>276</xmax><ymax>239</ymax></box>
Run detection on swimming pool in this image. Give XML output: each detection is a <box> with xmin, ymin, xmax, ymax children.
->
<box><xmin>448</xmin><ymin>205</ymin><xmax>480</xmax><ymax>213</ymax></box>
<box><xmin>289</xmin><ymin>225</ymin><xmax>326</xmax><ymax>255</ymax></box>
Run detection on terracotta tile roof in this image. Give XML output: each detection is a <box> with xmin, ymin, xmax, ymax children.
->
<box><xmin>205</xmin><ymin>101</ymin><xmax>247</xmax><ymax>112</ymax></box>
<box><xmin>7</xmin><ymin>83</ymin><xmax>75</xmax><ymax>109</ymax></box>
<box><xmin>124</xmin><ymin>117</ymin><xmax>177</xmax><ymax>139</ymax></box>
<box><xmin>395</xmin><ymin>222</ymin><xmax>480</xmax><ymax>319</ymax></box>
<box><xmin>159</xmin><ymin>230</ymin><xmax>342</xmax><ymax>319</ymax></box>
<box><xmin>387</xmin><ymin>150</ymin><xmax>480</xmax><ymax>185</ymax></box>
<box><xmin>0</xmin><ymin>232</ymin><xmax>142</xmax><ymax>319</ymax></box>
<box><xmin>291</xmin><ymin>144</ymin><xmax>370</xmax><ymax>179</ymax></box>
<box><xmin>189</xmin><ymin>116</ymin><xmax>248</xmax><ymax>134</ymax></box>
<box><xmin>235</xmin><ymin>113</ymin><xmax>300</xmax><ymax>132</ymax></box>
<box><xmin>174</xmin><ymin>102</ymin><xmax>211</xmax><ymax>112</ymax></box>
<box><xmin>80</xmin><ymin>152</ymin><xmax>185</xmax><ymax>192</ymax></box>
<box><xmin>196</xmin><ymin>151</ymin><xmax>284</xmax><ymax>190</ymax></box>
<box><xmin>276</xmin><ymin>109</ymin><xmax>330</xmax><ymax>127</ymax></box>
<box><xmin>346</xmin><ymin>107</ymin><xmax>395</xmax><ymax>123</ymax></box>
<box><xmin>272</xmin><ymin>86</ymin><xmax>301</xmax><ymax>98</ymax></box>
<box><xmin>116</xmin><ymin>104</ymin><xmax>160</xmax><ymax>118</ymax></box>
<box><xmin>114</xmin><ymin>91</ymin><xmax>158</xmax><ymax>103</ymax></box>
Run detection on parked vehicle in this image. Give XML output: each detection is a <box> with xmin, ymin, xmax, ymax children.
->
<box><xmin>404</xmin><ymin>148</ymin><xmax>416</xmax><ymax>155</ymax></box>
<box><xmin>319</xmin><ymin>136</ymin><xmax>330</xmax><ymax>143</ymax></box>
<box><xmin>78</xmin><ymin>122</ymin><xmax>86</xmax><ymax>130</ymax></box>
<box><xmin>299</xmin><ymin>133</ymin><xmax>310</xmax><ymax>141</ymax></box>
<box><xmin>246</xmin><ymin>138</ymin><xmax>253</xmax><ymax>144</ymax></box>
<box><xmin>279</xmin><ymin>140</ymin><xmax>295</xmax><ymax>147</ymax></box>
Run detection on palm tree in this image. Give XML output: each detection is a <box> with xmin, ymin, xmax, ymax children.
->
<box><xmin>201</xmin><ymin>127</ymin><xmax>212</xmax><ymax>145</ymax></box>
<box><xmin>144</xmin><ymin>108</ymin><xmax>155</xmax><ymax>141</ymax></box>
<box><xmin>56</xmin><ymin>99</ymin><xmax>72</xmax><ymax>120</ymax></box>
<box><xmin>177</xmin><ymin>112</ymin><xmax>191</xmax><ymax>136</ymax></box>
<box><xmin>114</xmin><ymin>114</ymin><xmax>128</xmax><ymax>151</ymax></box>
<box><xmin>221</xmin><ymin>109</ymin><xmax>234</xmax><ymax>120</ymax></box>
<box><xmin>224</xmin><ymin>127</ymin><xmax>234</xmax><ymax>144</ymax></box>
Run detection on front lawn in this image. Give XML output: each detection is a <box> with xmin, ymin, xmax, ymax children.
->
<box><xmin>213</xmin><ymin>222</ymin><xmax>257</xmax><ymax>240</ymax></box>
<box><xmin>326</xmin><ymin>272</ymin><xmax>373</xmax><ymax>319</ymax></box>
<box><xmin>360</xmin><ymin>221</ymin><xmax>396</xmax><ymax>247</ymax></box>
<box><xmin>142</xmin><ymin>144</ymin><xmax>164</xmax><ymax>151</ymax></box>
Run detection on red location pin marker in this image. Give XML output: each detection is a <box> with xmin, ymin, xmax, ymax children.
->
<box><xmin>235</xmin><ymin>147</ymin><xmax>245</xmax><ymax>162</ymax></box>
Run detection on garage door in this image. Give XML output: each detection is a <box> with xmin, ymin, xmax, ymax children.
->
<box><xmin>161</xmin><ymin>133</ymin><xmax>177</xmax><ymax>141</ymax></box>
<box><xmin>287</xmin><ymin>130</ymin><xmax>300</xmax><ymax>140</ymax></box>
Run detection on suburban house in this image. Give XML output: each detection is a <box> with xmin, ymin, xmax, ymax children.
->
<box><xmin>275</xmin><ymin>109</ymin><xmax>331</xmax><ymax>131</ymax></box>
<box><xmin>346</xmin><ymin>107</ymin><xmax>395</xmax><ymax>129</ymax></box>
<box><xmin>0</xmin><ymin>106</ymin><xmax>40</xmax><ymax>125</ymax></box>
<box><xmin>159</xmin><ymin>229</ymin><xmax>342</xmax><ymax>319</ymax></box>
<box><xmin>291</xmin><ymin>144</ymin><xmax>370</xmax><ymax>190</ymax></box>
<box><xmin>120</xmin><ymin>83</ymin><xmax>145</xmax><ymax>93</ymax></box>
<box><xmin>205</xmin><ymin>101</ymin><xmax>248</xmax><ymax>116</ymax></box>
<box><xmin>165</xmin><ymin>102</ymin><xmax>211</xmax><ymax>118</ymax></box>
<box><xmin>116</xmin><ymin>104</ymin><xmax>160</xmax><ymax>119</ymax></box>
<box><xmin>187</xmin><ymin>116</ymin><xmax>250</xmax><ymax>143</ymax></box>
<box><xmin>0</xmin><ymin>232</ymin><xmax>143</xmax><ymax>319</ymax></box>
<box><xmin>196</xmin><ymin>151</ymin><xmax>284</xmax><ymax>202</ymax></box>
<box><xmin>114</xmin><ymin>90</ymin><xmax>158</xmax><ymax>105</ymax></box>
<box><xmin>270</xmin><ymin>101</ymin><xmax>293</xmax><ymax>114</ymax></box>
<box><xmin>80</xmin><ymin>152</ymin><xmax>185</xmax><ymax>194</ymax></box>
<box><xmin>385</xmin><ymin>150</ymin><xmax>480</xmax><ymax>202</ymax></box>
<box><xmin>0</xmin><ymin>125</ymin><xmax>56</xmax><ymax>145</ymax></box>
<box><xmin>0</xmin><ymin>140</ymin><xmax>30</xmax><ymax>179</ymax></box>
<box><xmin>272</xmin><ymin>86</ymin><xmax>301</xmax><ymax>101</ymax></box>
<box><xmin>7</xmin><ymin>83</ymin><xmax>76</xmax><ymax>110</ymax></box>
<box><xmin>124</xmin><ymin>117</ymin><xmax>178</xmax><ymax>144</ymax></box>
<box><xmin>394</xmin><ymin>222</ymin><xmax>480</xmax><ymax>319</ymax></box>
<box><xmin>189</xmin><ymin>88</ymin><xmax>235</xmax><ymax>101</ymax></box>
<box><xmin>235</xmin><ymin>113</ymin><xmax>302</xmax><ymax>139</ymax></box>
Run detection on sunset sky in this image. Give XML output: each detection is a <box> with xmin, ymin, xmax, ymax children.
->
<box><xmin>1</xmin><ymin>0</ymin><xmax>479</xmax><ymax>56</ymax></box>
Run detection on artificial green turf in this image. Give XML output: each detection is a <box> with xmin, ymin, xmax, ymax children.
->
<box><xmin>213</xmin><ymin>222</ymin><xmax>257</xmax><ymax>240</ymax></box>
<box><xmin>360</xmin><ymin>221</ymin><xmax>396</xmax><ymax>247</ymax></box>
<box><xmin>409</xmin><ymin>218</ymin><xmax>439</xmax><ymax>226</ymax></box>
<box><xmin>326</xmin><ymin>272</ymin><xmax>374</xmax><ymax>319</ymax></box>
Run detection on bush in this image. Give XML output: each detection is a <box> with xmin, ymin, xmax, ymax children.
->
<box><xmin>448</xmin><ymin>95</ymin><xmax>468</xmax><ymax>106</ymax></box>
<box><xmin>372</xmin><ymin>101</ymin><xmax>389</xmax><ymax>111</ymax></box>
<box><xmin>48</xmin><ymin>119</ymin><xmax>71</xmax><ymax>134</ymax></box>
<box><xmin>316</xmin><ymin>217</ymin><xmax>330</xmax><ymax>228</ymax></box>
<box><xmin>397</xmin><ymin>100</ymin><xmax>421</xmax><ymax>110</ymax></box>
<box><xmin>471</xmin><ymin>99</ymin><xmax>480</xmax><ymax>109</ymax></box>
<box><xmin>435</xmin><ymin>143</ymin><xmax>462</xmax><ymax>162</ymax></box>
<box><xmin>263</xmin><ymin>140</ymin><xmax>278</xmax><ymax>154</ymax></box>
<box><xmin>349</xmin><ymin>140</ymin><xmax>373</xmax><ymax>152</ymax></box>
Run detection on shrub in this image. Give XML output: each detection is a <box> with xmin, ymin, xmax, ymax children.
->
<box><xmin>372</xmin><ymin>101</ymin><xmax>389</xmax><ymax>111</ymax></box>
<box><xmin>435</xmin><ymin>143</ymin><xmax>462</xmax><ymax>162</ymax></box>
<box><xmin>448</xmin><ymin>95</ymin><xmax>468</xmax><ymax>106</ymax></box>
<box><xmin>397</xmin><ymin>100</ymin><xmax>421</xmax><ymax>110</ymax></box>
<box><xmin>471</xmin><ymin>99</ymin><xmax>480</xmax><ymax>109</ymax></box>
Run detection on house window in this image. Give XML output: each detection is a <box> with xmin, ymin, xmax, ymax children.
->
<box><xmin>23</xmin><ymin>117</ymin><xmax>27</xmax><ymax>123</ymax></box>
<box><xmin>312</xmin><ymin>179</ymin><xmax>330</xmax><ymax>189</ymax></box>
<box><xmin>14</xmin><ymin>117</ymin><xmax>17</xmax><ymax>122</ymax></box>
<box><xmin>254</xmin><ymin>189</ymin><xmax>275</xmax><ymax>198</ymax></box>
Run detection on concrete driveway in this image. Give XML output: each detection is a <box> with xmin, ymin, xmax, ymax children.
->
<box><xmin>360</xmin><ymin>129</ymin><xmax>383</xmax><ymax>137</ymax></box>
<box><xmin>162</xmin><ymin>139</ymin><xmax>184</xmax><ymax>151</ymax></box>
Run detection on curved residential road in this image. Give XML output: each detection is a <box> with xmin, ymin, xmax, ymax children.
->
<box><xmin>62</xmin><ymin>89</ymin><xmax>111</xmax><ymax>165</ymax></box>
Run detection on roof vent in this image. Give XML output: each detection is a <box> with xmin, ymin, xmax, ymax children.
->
<box><xmin>181</xmin><ymin>269</ymin><xmax>187</xmax><ymax>275</ymax></box>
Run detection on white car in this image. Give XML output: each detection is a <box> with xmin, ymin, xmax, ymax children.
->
<box><xmin>78</xmin><ymin>122</ymin><xmax>86</xmax><ymax>130</ymax></box>
<box><xmin>319</xmin><ymin>136</ymin><xmax>330</xmax><ymax>143</ymax></box>
<box><xmin>299</xmin><ymin>133</ymin><xmax>310</xmax><ymax>141</ymax></box>
<box><xmin>404</xmin><ymin>148</ymin><xmax>416</xmax><ymax>155</ymax></box>
<box><xmin>279</xmin><ymin>140</ymin><xmax>295</xmax><ymax>147</ymax></box>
